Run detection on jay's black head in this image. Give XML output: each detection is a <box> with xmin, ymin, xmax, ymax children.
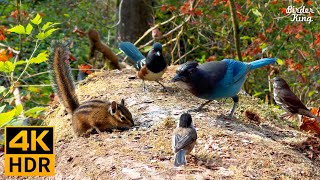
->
<box><xmin>171</xmin><ymin>61</ymin><xmax>199</xmax><ymax>83</ymax></box>
<box><xmin>179</xmin><ymin>113</ymin><xmax>192</xmax><ymax>128</ymax></box>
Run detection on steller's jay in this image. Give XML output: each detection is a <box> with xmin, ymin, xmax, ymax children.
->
<box><xmin>172</xmin><ymin>58</ymin><xmax>276</xmax><ymax>116</ymax></box>
<box><xmin>271</xmin><ymin>77</ymin><xmax>320</xmax><ymax>122</ymax></box>
<box><xmin>172</xmin><ymin>113</ymin><xmax>197</xmax><ymax>167</ymax></box>
<box><xmin>119</xmin><ymin>42</ymin><xmax>167</xmax><ymax>91</ymax></box>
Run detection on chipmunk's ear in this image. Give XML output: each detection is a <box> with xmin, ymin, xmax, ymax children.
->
<box><xmin>121</xmin><ymin>99</ymin><xmax>125</xmax><ymax>106</ymax></box>
<box><xmin>109</xmin><ymin>101</ymin><xmax>118</xmax><ymax>114</ymax></box>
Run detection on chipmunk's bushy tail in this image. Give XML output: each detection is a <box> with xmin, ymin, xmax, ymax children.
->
<box><xmin>49</xmin><ymin>41</ymin><xmax>79</xmax><ymax>113</ymax></box>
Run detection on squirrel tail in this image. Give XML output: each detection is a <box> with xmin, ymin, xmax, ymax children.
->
<box><xmin>49</xmin><ymin>41</ymin><xmax>79</xmax><ymax>113</ymax></box>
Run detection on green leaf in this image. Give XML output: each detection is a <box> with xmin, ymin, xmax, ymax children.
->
<box><xmin>0</xmin><ymin>108</ymin><xmax>16</xmax><ymax>127</ymax></box>
<box><xmin>63</xmin><ymin>14</ymin><xmax>70</xmax><ymax>17</ymax></box>
<box><xmin>29</xmin><ymin>51</ymin><xmax>48</xmax><ymax>64</ymax></box>
<box><xmin>0</xmin><ymin>86</ymin><xmax>6</xmax><ymax>94</ymax></box>
<box><xmin>44</xmin><ymin>28</ymin><xmax>59</xmax><ymax>38</ymax></box>
<box><xmin>252</xmin><ymin>8</ymin><xmax>262</xmax><ymax>17</ymax></box>
<box><xmin>240</xmin><ymin>36</ymin><xmax>252</xmax><ymax>40</ymax></box>
<box><xmin>0</xmin><ymin>105</ymin><xmax>6</xmax><ymax>113</ymax></box>
<box><xmin>15</xmin><ymin>60</ymin><xmax>27</xmax><ymax>65</ymax></box>
<box><xmin>42</xmin><ymin>22</ymin><xmax>60</xmax><ymax>31</ymax></box>
<box><xmin>36</xmin><ymin>32</ymin><xmax>45</xmax><ymax>40</ymax></box>
<box><xmin>253</xmin><ymin>92</ymin><xmax>264</xmax><ymax>97</ymax></box>
<box><xmin>0</xmin><ymin>61</ymin><xmax>15</xmax><ymax>73</ymax></box>
<box><xmin>14</xmin><ymin>104</ymin><xmax>23</xmax><ymax>116</ymax></box>
<box><xmin>25</xmin><ymin>23</ymin><xmax>33</xmax><ymax>35</ymax></box>
<box><xmin>31</xmin><ymin>13</ymin><xmax>42</xmax><ymax>25</ymax></box>
<box><xmin>317</xmin><ymin>79</ymin><xmax>320</xmax><ymax>84</ymax></box>
<box><xmin>276</xmin><ymin>58</ymin><xmax>283</xmax><ymax>65</ymax></box>
<box><xmin>259</xmin><ymin>43</ymin><xmax>267</xmax><ymax>49</ymax></box>
<box><xmin>308</xmin><ymin>90</ymin><xmax>315</xmax><ymax>97</ymax></box>
<box><xmin>27</xmin><ymin>86</ymin><xmax>40</xmax><ymax>93</ymax></box>
<box><xmin>42</xmin><ymin>22</ymin><xmax>53</xmax><ymax>31</ymax></box>
<box><xmin>7</xmin><ymin>24</ymin><xmax>26</xmax><ymax>34</ymax></box>
<box><xmin>24</xmin><ymin>107</ymin><xmax>47</xmax><ymax>118</ymax></box>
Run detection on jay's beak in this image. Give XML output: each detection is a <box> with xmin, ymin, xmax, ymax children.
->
<box><xmin>171</xmin><ymin>74</ymin><xmax>182</xmax><ymax>82</ymax></box>
<box><xmin>156</xmin><ymin>51</ymin><xmax>161</xmax><ymax>56</ymax></box>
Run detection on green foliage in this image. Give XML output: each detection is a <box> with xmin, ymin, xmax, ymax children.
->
<box><xmin>29</xmin><ymin>51</ymin><xmax>48</xmax><ymax>64</ymax></box>
<box><xmin>0</xmin><ymin>12</ymin><xmax>59</xmax><ymax>127</ymax></box>
<box><xmin>0</xmin><ymin>104</ymin><xmax>22</xmax><ymax>128</ymax></box>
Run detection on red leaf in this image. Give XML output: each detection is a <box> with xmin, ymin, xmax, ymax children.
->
<box><xmin>316</xmin><ymin>49</ymin><xmax>320</xmax><ymax>57</ymax></box>
<box><xmin>213</xmin><ymin>0</ymin><xmax>219</xmax><ymax>6</ymax></box>
<box><xmin>285</xmin><ymin>59</ymin><xmax>294</xmax><ymax>66</ymax></box>
<box><xmin>306</xmin><ymin>1</ymin><xmax>313</xmax><ymax>6</ymax></box>
<box><xmin>300</xmin><ymin>107</ymin><xmax>320</xmax><ymax>136</ymax></box>
<box><xmin>160</xmin><ymin>5</ymin><xmax>167</xmax><ymax>11</ymax></box>
<box><xmin>280</xmin><ymin>8</ymin><xmax>287</xmax><ymax>15</ymax></box>
<box><xmin>195</xmin><ymin>9</ymin><xmax>203</xmax><ymax>16</ymax></box>
<box><xmin>79</xmin><ymin>64</ymin><xmax>93</xmax><ymax>75</ymax></box>
<box><xmin>0</xmin><ymin>49</ymin><xmax>10</xmax><ymax>62</ymax></box>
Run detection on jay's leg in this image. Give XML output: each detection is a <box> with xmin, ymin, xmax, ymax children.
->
<box><xmin>229</xmin><ymin>96</ymin><xmax>239</xmax><ymax>117</ymax></box>
<box><xmin>155</xmin><ymin>80</ymin><xmax>167</xmax><ymax>91</ymax></box>
<box><xmin>189</xmin><ymin>100</ymin><xmax>213</xmax><ymax>112</ymax></box>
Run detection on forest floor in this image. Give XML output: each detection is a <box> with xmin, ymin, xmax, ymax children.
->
<box><xmin>1</xmin><ymin>65</ymin><xmax>319</xmax><ymax>179</ymax></box>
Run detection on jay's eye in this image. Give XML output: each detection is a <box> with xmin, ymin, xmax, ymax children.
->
<box><xmin>188</xmin><ymin>69</ymin><xmax>195</xmax><ymax>74</ymax></box>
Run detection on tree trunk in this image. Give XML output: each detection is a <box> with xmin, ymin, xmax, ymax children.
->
<box><xmin>117</xmin><ymin>0</ymin><xmax>153</xmax><ymax>44</ymax></box>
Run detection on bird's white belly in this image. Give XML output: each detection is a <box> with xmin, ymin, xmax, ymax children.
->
<box><xmin>143</xmin><ymin>69</ymin><xmax>165</xmax><ymax>81</ymax></box>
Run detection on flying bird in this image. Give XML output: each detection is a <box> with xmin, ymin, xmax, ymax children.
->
<box><xmin>119</xmin><ymin>42</ymin><xmax>167</xmax><ymax>91</ymax></box>
<box><xmin>172</xmin><ymin>58</ymin><xmax>276</xmax><ymax>116</ymax></box>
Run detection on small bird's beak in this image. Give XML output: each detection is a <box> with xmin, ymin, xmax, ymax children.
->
<box><xmin>171</xmin><ymin>75</ymin><xmax>182</xmax><ymax>82</ymax></box>
<box><xmin>156</xmin><ymin>51</ymin><xmax>161</xmax><ymax>56</ymax></box>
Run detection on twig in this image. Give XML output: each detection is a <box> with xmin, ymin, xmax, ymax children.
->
<box><xmin>229</xmin><ymin>0</ymin><xmax>242</xmax><ymax>61</ymax></box>
<box><xmin>134</xmin><ymin>15</ymin><xmax>180</xmax><ymax>46</ymax></box>
<box><xmin>0</xmin><ymin>43</ymin><xmax>20</xmax><ymax>54</ymax></box>
<box><xmin>173</xmin><ymin>45</ymin><xmax>199</xmax><ymax>64</ymax></box>
<box><xmin>109</xmin><ymin>0</ymin><xmax>123</xmax><ymax>28</ymax></box>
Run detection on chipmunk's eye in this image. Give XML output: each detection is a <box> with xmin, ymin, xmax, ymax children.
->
<box><xmin>120</xmin><ymin>116</ymin><xmax>126</xmax><ymax>121</ymax></box>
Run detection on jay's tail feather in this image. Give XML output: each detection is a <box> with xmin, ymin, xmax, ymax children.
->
<box><xmin>174</xmin><ymin>149</ymin><xmax>186</xmax><ymax>167</ymax></box>
<box><xmin>249</xmin><ymin>58</ymin><xmax>276</xmax><ymax>70</ymax></box>
<box><xmin>119</xmin><ymin>42</ymin><xmax>146</xmax><ymax>70</ymax></box>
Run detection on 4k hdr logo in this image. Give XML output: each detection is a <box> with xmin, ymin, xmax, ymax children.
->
<box><xmin>4</xmin><ymin>127</ymin><xmax>54</xmax><ymax>176</ymax></box>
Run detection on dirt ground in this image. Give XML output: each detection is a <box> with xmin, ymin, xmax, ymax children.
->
<box><xmin>1</xmin><ymin>65</ymin><xmax>319</xmax><ymax>179</ymax></box>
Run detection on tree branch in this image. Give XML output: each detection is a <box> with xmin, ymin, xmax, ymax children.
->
<box><xmin>229</xmin><ymin>0</ymin><xmax>242</xmax><ymax>61</ymax></box>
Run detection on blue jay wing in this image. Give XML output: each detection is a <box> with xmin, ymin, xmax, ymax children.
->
<box><xmin>119</xmin><ymin>42</ymin><xmax>146</xmax><ymax>70</ymax></box>
<box><xmin>198</xmin><ymin>61</ymin><xmax>227</xmax><ymax>82</ymax></box>
<box><xmin>220</xmin><ymin>59</ymin><xmax>250</xmax><ymax>86</ymax></box>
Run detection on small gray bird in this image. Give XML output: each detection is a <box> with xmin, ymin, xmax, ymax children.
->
<box><xmin>172</xmin><ymin>113</ymin><xmax>197</xmax><ymax>167</ymax></box>
<box><xmin>271</xmin><ymin>77</ymin><xmax>320</xmax><ymax>122</ymax></box>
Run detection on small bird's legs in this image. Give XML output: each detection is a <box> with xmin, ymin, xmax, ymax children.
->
<box><xmin>155</xmin><ymin>80</ymin><xmax>167</xmax><ymax>91</ymax></box>
<box><xmin>189</xmin><ymin>100</ymin><xmax>213</xmax><ymax>112</ymax></box>
<box><xmin>229</xmin><ymin>96</ymin><xmax>239</xmax><ymax>117</ymax></box>
<box><xmin>141</xmin><ymin>80</ymin><xmax>147</xmax><ymax>91</ymax></box>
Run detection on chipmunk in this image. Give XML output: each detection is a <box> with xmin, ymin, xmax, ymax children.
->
<box><xmin>49</xmin><ymin>42</ymin><xmax>134</xmax><ymax>136</ymax></box>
